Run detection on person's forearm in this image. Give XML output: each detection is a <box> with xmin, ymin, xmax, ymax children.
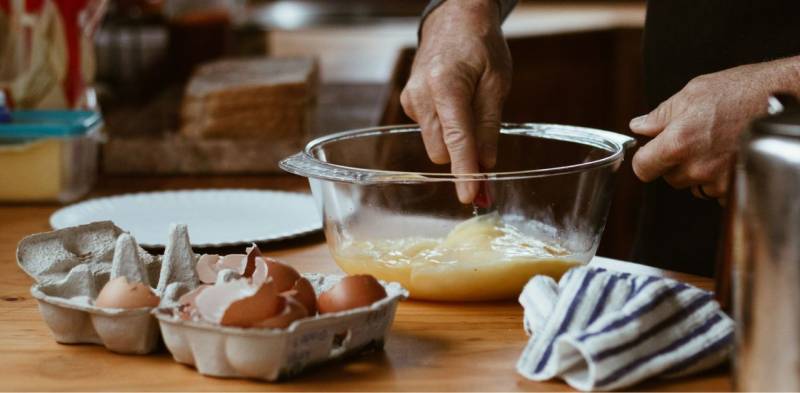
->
<box><xmin>419</xmin><ymin>0</ymin><xmax>517</xmax><ymax>39</ymax></box>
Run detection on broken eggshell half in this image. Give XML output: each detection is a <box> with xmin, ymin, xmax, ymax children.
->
<box><xmin>16</xmin><ymin>221</ymin><xmax>199</xmax><ymax>354</ymax></box>
<box><xmin>194</xmin><ymin>277</ymin><xmax>283</xmax><ymax>327</ymax></box>
<box><xmin>191</xmin><ymin>247</ymin><xmax>316</xmax><ymax>322</ymax></box>
<box><xmin>195</xmin><ymin>244</ymin><xmax>301</xmax><ymax>291</ymax></box>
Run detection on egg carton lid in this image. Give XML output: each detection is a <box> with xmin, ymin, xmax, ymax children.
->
<box><xmin>16</xmin><ymin>221</ymin><xmax>199</xmax><ymax>354</ymax></box>
<box><xmin>16</xmin><ymin>221</ymin><xmax>158</xmax><ymax>288</ymax></box>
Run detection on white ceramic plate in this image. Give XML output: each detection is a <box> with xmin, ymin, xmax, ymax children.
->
<box><xmin>50</xmin><ymin>189</ymin><xmax>322</xmax><ymax>247</ymax></box>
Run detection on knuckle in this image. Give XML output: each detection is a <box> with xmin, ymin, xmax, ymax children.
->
<box><xmin>475</xmin><ymin>117</ymin><xmax>500</xmax><ymax>131</ymax></box>
<box><xmin>426</xmin><ymin>59</ymin><xmax>454</xmax><ymax>87</ymax></box>
<box><xmin>685</xmin><ymin>168</ymin><xmax>704</xmax><ymax>183</ymax></box>
<box><xmin>441</xmin><ymin>127</ymin><xmax>469</xmax><ymax>149</ymax></box>
<box><xmin>686</xmin><ymin>164</ymin><xmax>713</xmax><ymax>182</ymax></box>
<box><xmin>632</xmin><ymin>153</ymin><xmax>650</xmax><ymax>180</ymax></box>
<box><xmin>426</xmin><ymin>58</ymin><xmax>479</xmax><ymax>93</ymax></box>
<box><xmin>484</xmin><ymin>73</ymin><xmax>511</xmax><ymax>97</ymax></box>
<box><xmin>684</xmin><ymin>76</ymin><xmax>712</xmax><ymax>95</ymax></box>
<box><xmin>665</xmin><ymin>137</ymin><xmax>690</xmax><ymax>161</ymax></box>
<box><xmin>400</xmin><ymin>89</ymin><xmax>412</xmax><ymax>111</ymax></box>
<box><xmin>426</xmin><ymin>71</ymin><xmax>450</xmax><ymax>91</ymax></box>
<box><xmin>419</xmin><ymin>122</ymin><xmax>438</xmax><ymax>137</ymax></box>
<box><xmin>653</xmin><ymin>101</ymin><xmax>674</xmax><ymax>124</ymax></box>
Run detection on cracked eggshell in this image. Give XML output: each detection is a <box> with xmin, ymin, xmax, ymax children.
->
<box><xmin>247</xmin><ymin>244</ymin><xmax>300</xmax><ymax>291</ymax></box>
<box><xmin>196</xmin><ymin>254</ymin><xmax>246</xmax><ymax>284</ymax></box>
<box><xmin>177</xmin><ymin>284</ymin><xmax>210</xmax><ymax>320</ymax></box>
<box><xmin>195</xmin><ymin>278</ymin><xmax>282</xmax><ymax>327</ymax></box>
<box><xmin>196</xmin><ymin>254</ymin><xmax>221</xmax><ymax>284</ymax></box>
<box><xmin>252</xmin><ymin>296</ymin><xmax>308</xmax><ymax>329</ymax></box>
<box><xmin>219</xmin><ymin>254</ymin><xmax>247</xmax><ymax>272</ymax></box>
<box><xmin>16</xmin><ymin>221</ymin><xmax>199</xmax><ymax>354</ymax></box>
<box><xmin>153</xmin><ymin>273</ymin><xmax>408</xmax><ymax>381</ymax></box>
<box><xmin>284</xmin><ymin>277</ymin><xmax>317</xmax><ymax>315</ymax></box>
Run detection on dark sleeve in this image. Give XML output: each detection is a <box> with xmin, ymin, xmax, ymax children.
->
<box><xmin>419</xmin><ymin>0</ymin><xmax>518</xmax><ymax>39</ymax></box>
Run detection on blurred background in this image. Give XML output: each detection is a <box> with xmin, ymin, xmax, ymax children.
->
<box><xmin>1</xmin><ymin>0</ymin><xmax>648</xmax><ymax>259</ymax></box>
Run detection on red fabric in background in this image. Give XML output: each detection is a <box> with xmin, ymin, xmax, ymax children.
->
<box><xmin>53</xmin><ymin>0</ymin><xmax>88</xmax><ymax>108</ymax></box>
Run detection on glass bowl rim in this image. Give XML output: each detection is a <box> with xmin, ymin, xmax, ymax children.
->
<box><xmin>282</xmin><ymin>123</ymin><xmax>635</xmax><ymax>183</ymax></box>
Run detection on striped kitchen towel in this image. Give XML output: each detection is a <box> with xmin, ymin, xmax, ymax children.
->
<box><xmin>516</xmin><ymin>266</ymin><xmax>733</xmax><ymax>391</ymax></box>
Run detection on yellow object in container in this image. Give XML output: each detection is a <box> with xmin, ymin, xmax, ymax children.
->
<box><xmin>0</xmin><ymin>111</ymin><xmax>101</xmax><ymax>202</ymax></box>
<box><xmin>0</xmin><ymin>139</ymin><xmax>62</xmax><ymax>200</ymax></box>
<box><xmin>332</xmin><ymin>213</ymin><xmax>582</xmax><ymax>301</ymax></box>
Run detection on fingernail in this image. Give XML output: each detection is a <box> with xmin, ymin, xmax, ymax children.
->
<box><xmin>455</xmin><ymin>182</ymin><xmax>478</xmax><ymax>204</ymax></box>
<box><xmin>630</xmin><ymin>115</ymin><xmax>647</xmax><ymax>129</ymax></box>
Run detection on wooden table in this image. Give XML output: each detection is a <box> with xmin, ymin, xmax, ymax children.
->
<box><xmin>0</xmin><ymin>175</ymin><xmax>730</xmax><ymax>391</ymax></box>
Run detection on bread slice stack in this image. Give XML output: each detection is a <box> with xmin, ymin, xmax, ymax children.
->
<box><xmin>181</xmin><ymin>57</ymin><xmax>318</xmax><ymax>139</ymax></box>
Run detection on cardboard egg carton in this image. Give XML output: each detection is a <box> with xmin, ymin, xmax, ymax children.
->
<box><xmin>154</xmin><ymin>274</ymin><xmax>408</xmax><ymax>381</ymax></box>
<box><xmin>17</xmin><ymin>221</ymin><xmax>409</xmax><ymax>380</ymax></box>
<box><xmin>16</xmin><ymin>221</ymin><xmax>198</xmax><ymax>354</ymax></box>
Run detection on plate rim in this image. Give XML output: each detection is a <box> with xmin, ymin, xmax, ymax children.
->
<box><xmin>49</xmin><ymin>188</ymin><xmax>322</xmax><ymax>248</ymax></box>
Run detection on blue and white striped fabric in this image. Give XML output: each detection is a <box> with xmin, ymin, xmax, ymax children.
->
<box><xmin>516</xmin><ymin>266</ymin><xmax>733</xmax><ymax>391</ymax></box>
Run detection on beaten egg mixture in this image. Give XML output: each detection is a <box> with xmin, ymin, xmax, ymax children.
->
<box><xmin>333</xmin><ymin>213</ymin><xmax>582</xmax><ymax>301</ymax></box>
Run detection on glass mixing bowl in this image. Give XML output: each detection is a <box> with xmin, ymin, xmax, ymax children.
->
<box><xmin>280</xmin><ymin>124</ymin><xmax>635</xmax><ymax>301</ymax></box>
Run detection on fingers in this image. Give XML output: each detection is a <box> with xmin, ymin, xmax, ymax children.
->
<box><xmin>689</xmin><ymin>171</ymin><xmax>730</xmax><ymax>201</ymax></box>
<box><xmin>427</xmin><ymin>64</ymin><xmax>481</xmax><ymax>203</ymax></box>
<box><xmin>664</xmin><ymin>161</ymin><xmax>730</xmax><ymax>202</ymax></box>
<box><xmin>629</xmin><ymin>99</ymin><xmax>673</xmax><ymax>137</ymax></box>
<box><xmin>419</xmin><ymin>114</ymin><xmax>450</xmax><ymax>164</ymax></box>
<box><xmin>663</xmin><ymin>167</ymin><xmax>693</xmax><ymax>190</ymax></box>
<box><xmin>473</xmin><ymin>72</ymin><xmax>507</xmax><ymax>169</ymax></box>
<box><xmin>402</xmin><ymin>82</ymin><xmax>450</xmax><ymax>164</ymax></box>
<box><xmin>632</xmin><ymin>124</ymin><xmax>690</xmax><ymax>182</ymax></box>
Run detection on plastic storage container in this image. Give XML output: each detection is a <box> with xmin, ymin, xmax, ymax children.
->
<box><xmin>0</xmin><ymin>111</ymin><xmax>102</xmax><ymax>202</ymax></box>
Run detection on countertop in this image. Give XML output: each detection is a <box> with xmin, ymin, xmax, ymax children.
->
<box><xmin>0</xmin><ymin>175</ymin><xmax>729</xmax><ymax>391</ymax></box>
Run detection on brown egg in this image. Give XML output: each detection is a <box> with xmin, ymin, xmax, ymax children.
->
<box><xmin>317</xmin><ymin>275</ymin><xmax>387</xmax><ymax>314</ymax></box>
<box><xmin>283</xmin><ymin>277</ymin><xmax>317</xmax><ymax>315</ymax></box>
<box><xmin>195</xmin><ymin>278</ymin><xmax>282</xmax><ymax>327</ymax></box>
<box><xmin>252</xmin><ymin>296</ymin><xmax>308</xmax><ymax>329</ymax></box>
<box><xmin>95</xmin><ymin>276</ymin><xmax>161</xmax><ymax>309</ymax></box>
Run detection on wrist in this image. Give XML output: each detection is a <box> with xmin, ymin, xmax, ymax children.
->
<box><xmin>421</xmin><ymin>0</ymin><xmax>501</xmax><ymax>39</ymax></box>
<box><xmin>439</xmin><ymin>0</ymin><xmax>502</xmax><ymax>19</ymax></box>
<box><xmin>773</xmin><ymin>56</ymin><xmax>800</xmax><ymax>96</ymax></box>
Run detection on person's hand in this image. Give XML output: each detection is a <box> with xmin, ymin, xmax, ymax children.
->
<box><xmin>401</xmin><ymin>0</ymin><xmax>512</xmax><ymax>203</ymax></box>
<box><xmin>629</xmin><ymin>59</ymin><xmax>799</xmax><ymax>199</ymax></box>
